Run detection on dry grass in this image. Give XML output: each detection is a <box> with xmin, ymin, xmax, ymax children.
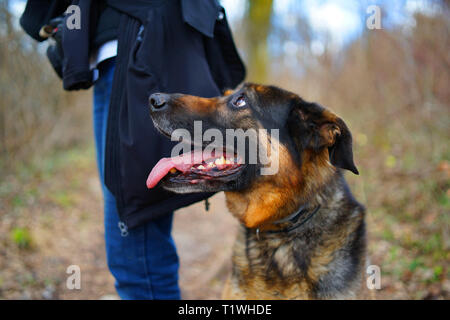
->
<box><xmin>0</xmin><ymin>4</ymin><xmax>92</xmax><ymax>172</ymax></box>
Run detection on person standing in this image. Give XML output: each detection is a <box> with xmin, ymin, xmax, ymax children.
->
<box><xmin>20</xmin><ymin>0</ymin><xmax>245</xmax><ymax>299</ymax></box>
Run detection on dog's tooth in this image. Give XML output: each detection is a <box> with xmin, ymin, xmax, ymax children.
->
<box><xmin>215</xmin><ymin>156</ymin><xmax>225</xmax><ymax>165</ymax></box>
<box><xmin>170</xmin><ymin>168</ymin><xmax>177</xmax><ymax>174</ymax></box>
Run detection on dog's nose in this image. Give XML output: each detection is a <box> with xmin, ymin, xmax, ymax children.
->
<box><xmin>149</xmin><ymin>93</ymin><xmax>168</xmax><ymax>111</ymax></box>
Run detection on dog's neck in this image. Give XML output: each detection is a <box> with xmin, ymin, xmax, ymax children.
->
<box><xmin>251</xmin><ymin>203</ymin><xmax>322</xmax><ymax>239</ymax></box>
<box><xmin>227</xmin><ymin>174</ymin><xmax>366</xmax><ymax>299</ymax></box>
<box><xmin>225</xmin><ymin>147</ymin><xmax>336</xmax><ymax>229</ymax></box>
<box><xmin>223</xmin><ymin>147</ymin><xmax>367</xmax><ymax>299</ymax></box>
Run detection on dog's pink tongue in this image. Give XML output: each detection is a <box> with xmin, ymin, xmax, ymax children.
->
<box><xmin>146</xmin><ymin>151</ymin><xmax>203</xmax><ymax>188</ymax></box>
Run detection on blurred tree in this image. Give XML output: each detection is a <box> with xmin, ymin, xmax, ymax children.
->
<box><xmin>0</xmin><ymin>0</ymin><xmax>11</xmax><ymax>157</ymax></box>
<box><xmin>0</xmin><ymin>0</ymin><xmax>12</xmax><ymax>34</ymax></box>
<box><xmin>245</xmin><ymin>0</ymin><xmax>273</xmax><ymax>82</ymax></box>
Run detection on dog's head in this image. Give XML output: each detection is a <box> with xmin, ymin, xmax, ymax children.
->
<box><xmin>147</xmin><ymin>83</ymin><xmax>358</xmax><ymax>225</ymax></box>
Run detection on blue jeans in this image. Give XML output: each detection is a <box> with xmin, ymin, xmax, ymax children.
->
<box><xmin>93</xmin><ymin>58</ymin><xmax>180</xmax><ymax>300</ymax></box>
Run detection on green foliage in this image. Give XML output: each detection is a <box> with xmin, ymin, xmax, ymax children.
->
<box><xmin>10</xmin><ymin>227</ymin><xmax>32</xmax><ymax>249</ymax></box>
<box><xmin>50</xmin><ymin>191</ymin><xmax>75</xmax><ymax>208</ymax></box>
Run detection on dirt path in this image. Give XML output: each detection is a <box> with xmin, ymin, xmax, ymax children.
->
<box><xmin>174</xmin><ymin>193</ymin><xmax>238</xmax><ymax>299</ymax></box>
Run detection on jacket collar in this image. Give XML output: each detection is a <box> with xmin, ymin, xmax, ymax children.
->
<box><xmin>181</xmin><ymin>0</ymin><xmax>221</xmax><ymax>38</ymax></box>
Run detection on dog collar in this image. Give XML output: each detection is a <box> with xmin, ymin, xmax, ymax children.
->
<box><xmin>254</xmin><ymin>204</ymin><xmax>321</xmax><ymax>240</ymax></box>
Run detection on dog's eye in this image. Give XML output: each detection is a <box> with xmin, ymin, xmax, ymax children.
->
<box><xmin>232</xmin><ymin>95</ymin><xmax>246</xmax><ymax>108</ymax></box>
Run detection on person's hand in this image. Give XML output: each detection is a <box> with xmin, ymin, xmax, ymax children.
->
<box><xmin>42</xmin><ymin>16</ymin><xmax>65</xmax><ymax>78</ymax></box>
<box><xmin>39</xmin><ymin>16</ymin><xmax>64</xmax><ymax>44</ymax></box>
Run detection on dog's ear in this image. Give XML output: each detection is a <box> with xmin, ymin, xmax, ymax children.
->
<box><xmin>321</xmin><ymin>117</ymin><xmax>359</xmax><ymax>175</ymax></box>
<box><xmin>289</xmin><ymin>100</ymin><xmax>359</xmax><ymax>175</ymax></box>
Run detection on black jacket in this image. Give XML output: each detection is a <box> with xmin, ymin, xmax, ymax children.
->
<box><xmin>20</xmin><ymin>0</ymin><xmax>246</xmax><ymax>228</ymax></box>
<box><xmin>20</xmin><ymin>0</ymin><xmax>120</xmax><ymax>87</ymax></box>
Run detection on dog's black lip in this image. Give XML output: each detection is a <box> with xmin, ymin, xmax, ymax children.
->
<box><xmin>153</xmin><ymin>124</ymin><xmax>173</xmax><ymax>139</ymax></box>
<box><xmin>161</xmin><ymin>163</ymin><xmax>247</xmax><ymax>185</ymax></box>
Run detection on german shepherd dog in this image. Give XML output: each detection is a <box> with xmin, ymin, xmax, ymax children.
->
<box><xmin>147</xmin><ymin>83</ymin><xmax>367</xmax><ymax>299</ymax></box>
